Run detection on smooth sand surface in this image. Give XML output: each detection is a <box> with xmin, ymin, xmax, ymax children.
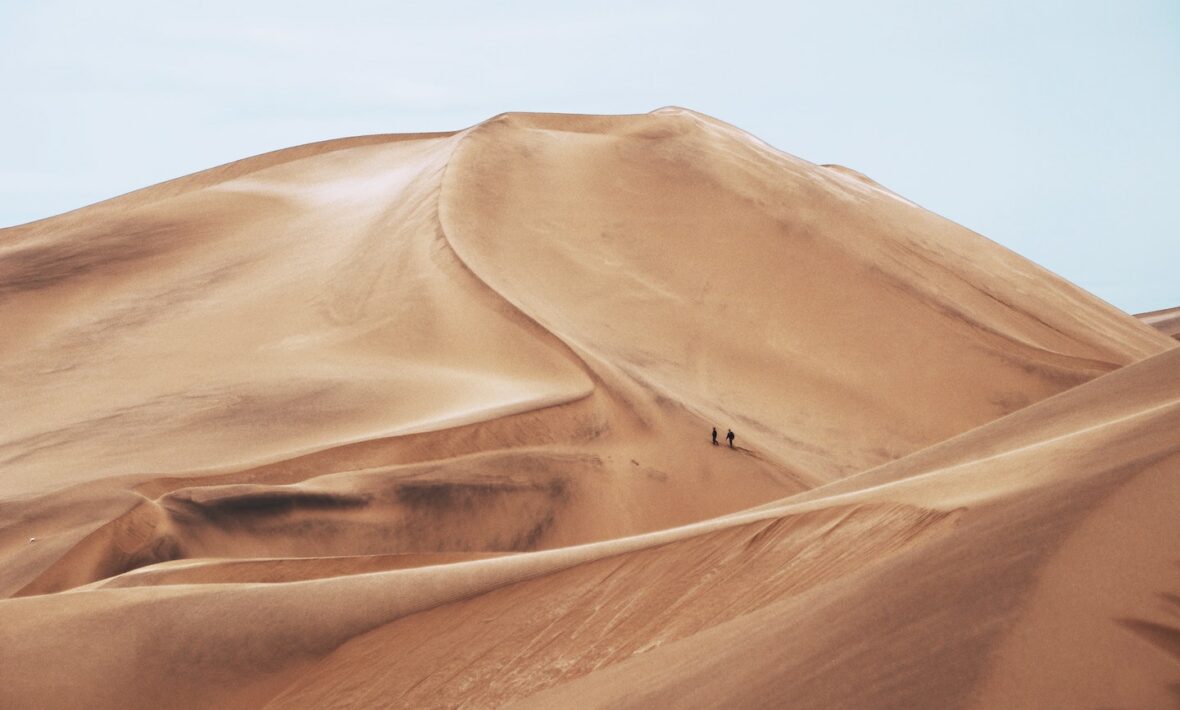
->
<box><xmin>1</xmin><ymin>109</ymin><xmax>1175</xmax><ymax>709</ymax></box>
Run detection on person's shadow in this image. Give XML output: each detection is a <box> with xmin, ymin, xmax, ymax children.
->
<box><xmin>710</xmin><ymin>438</ymin><xmax>757</xmax><ymax>458</ymax></box>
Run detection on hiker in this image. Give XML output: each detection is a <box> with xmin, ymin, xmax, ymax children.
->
<box><xmin>712</xmin><ymin>427</ymin><xmax>718</xmax><ymax>445</ymax></box>
<box><xmin>726</xmin><ymin>429</ymin><xmax>735</xmax><ymax>448</ymax></box>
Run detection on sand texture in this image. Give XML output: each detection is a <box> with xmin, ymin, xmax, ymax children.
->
<box><xmin>1</xmin><ymin>109</ymin><xmax>1176</xmax><ymax>709</ymax></box>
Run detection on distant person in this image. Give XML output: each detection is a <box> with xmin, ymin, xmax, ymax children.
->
<box><xmin>712</xmin><ymin>427</ymin><xmax>718</xmax><ymax>446</ymax></box>
<box><xmin>726</xmin><ymin>429</ymin><xmax>735</xmax><ymax>448</ymax></box>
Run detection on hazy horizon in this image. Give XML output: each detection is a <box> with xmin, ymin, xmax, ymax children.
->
<box><xmin>2</xmin><ymin>0</ymin><xmax>1176</xmax><ymax>312</ymax></box>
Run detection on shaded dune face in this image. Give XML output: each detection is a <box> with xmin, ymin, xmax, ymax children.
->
<box><xmin>0</xmin><ymin>109</ymin><xmax>1175</xmax><ymax>709</ymax></box>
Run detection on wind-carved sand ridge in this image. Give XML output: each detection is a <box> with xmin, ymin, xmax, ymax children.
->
<box><xmin>0</xmin><ymin>109</ymin><xmax>1176</xmax><ymax>709</ymax></box>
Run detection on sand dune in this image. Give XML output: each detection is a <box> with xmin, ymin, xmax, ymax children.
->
<box><xmin>1138</xmin><ymin>305</ymin><xmax>1180</xmax><ymax>340</ymax></box>
<box><xmin>0</xmin><ymin>109</ymin><xmax>1175</xmax><ymax>709</ymax></box>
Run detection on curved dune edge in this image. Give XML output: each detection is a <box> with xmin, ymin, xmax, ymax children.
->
<box><xmin>88</xmin><ymin>551</ymin><xmax>513</xmax><ymax>588</ymax></box>
<box><xmin>0</xmin><ymin>109</ymin><xmax>1177</xmax><ymax>709</ymax></box>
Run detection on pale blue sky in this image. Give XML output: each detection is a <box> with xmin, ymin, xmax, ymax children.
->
<box><xmin>1</xmin><ymin>1</ymin><xmax>1176</xmax><ymax>312</ymax></box>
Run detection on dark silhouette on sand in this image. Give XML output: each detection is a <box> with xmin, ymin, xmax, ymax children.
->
<box><xmin>726</xmin><ymin>429</ymin><xmax>735</xmax><ymax>448</ymax></box>
<box><xmin>712</xmin><ymin>427</ymin><xmax>718</xmax><ymax>446</ymax></box>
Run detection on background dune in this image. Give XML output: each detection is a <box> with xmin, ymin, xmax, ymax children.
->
<box><xmin>0</xmin><ymin>109</ymin><xmax>1175</xmax><ymax>709</ymax></box>
<box><xmin>1138</xmin><ymin>305</ymin><xmax>1180</xmax><ymax>341</ymax></box>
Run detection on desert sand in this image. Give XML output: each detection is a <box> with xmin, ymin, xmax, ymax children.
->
<box><xmin>0</xmin><ymin>108</ymin><xmax>1176</xmax><ymax>709</ymax></box>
